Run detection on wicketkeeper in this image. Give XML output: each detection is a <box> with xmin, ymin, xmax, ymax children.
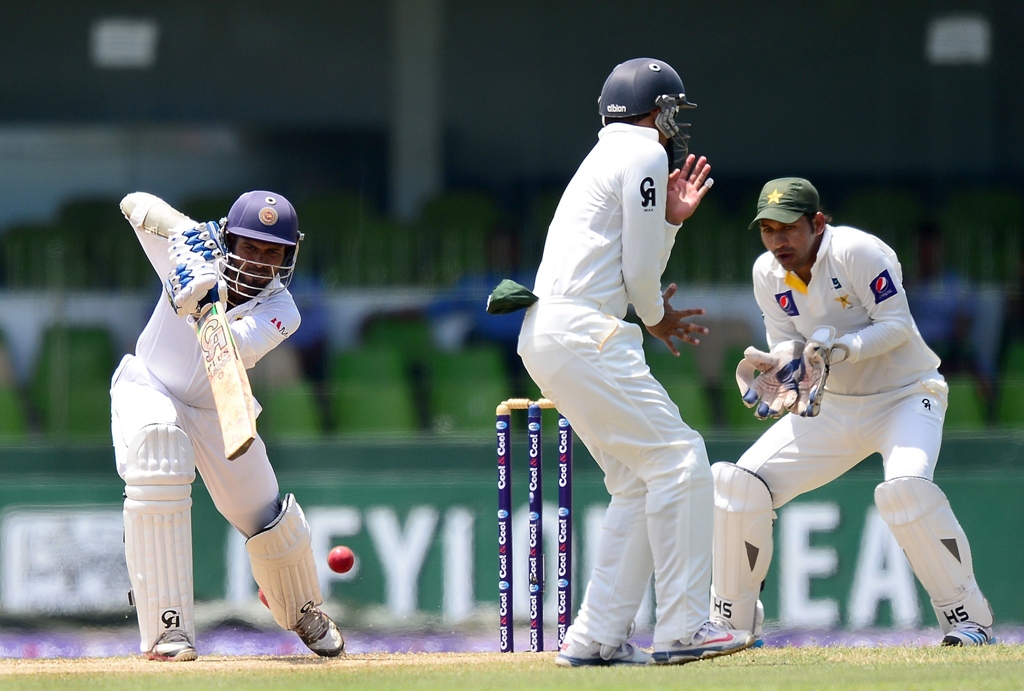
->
<box><xmin>111</xmin><ymin>191</ymin><xmax>344</xmax><ymax>660</ymax></box>
<box><xmin>712</xmin><ymin>177</ymin><xmax>993</xmax><ymax>646</ymax></box>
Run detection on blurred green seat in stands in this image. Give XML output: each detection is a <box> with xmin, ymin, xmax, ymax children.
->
<box><xmin>59</xmin><ymin>197</ymin><xmax>152</xmax><ymax>289</ymax></box>
<box><xmin>943</xmin><ymin>375</ymin><xmax>986</xmax><ymax>429</ymax></box>
<box><xmin>664</xmin><ymin>197</ymin><xmax>756</xmax><ymax>284</ymax></box>
<box><xmin>645</xmin><ymin>344</ymin><xmax>712</xmax><ymax>429</ymax></box>
<box><xmin>836</xmin><ymin>188</ymin><xmax>923</xmax><ymax>274</ymax></box>
<box><xmin>0</xmin><ymin>331</ymin><xmax>27</xmax><ymax>438</ymax></box>
<box><xmin>428</xmin><ymin>344</ymin><xmax>510</xmax><ymax>434</ymax></box>
<box><xmin>297</xmin><ymin>194</ymin><xmax>417</xmax><ymax>285</ymax></box>
<box><xmin>419</xmin><ymin>192</ymin><xmax>501</xmax><ymax>285</ymax></box>
<box><xmin>330</xmin><ymin>347</ymin><xmax>418</xmax><ymax>433</ymax></box>
<box><xmin>179</xmin><ymin>196</ymin><xmax>237</xmax><ymax>226</ymax></box>
<box><xmin>0</xmin><ymin>224</ymin><xmax>60</xmax><ymax>288</ymax></box>
<box><xmin>30</xmin><ymin>326</ymin><xmax>118</xmax><ymax>439</ymax></box>
<box><xmin>995</xmin><ymin>340</ymin><xmax>1024</xmax><ymax>426</ymax></box>
<box><xmin>248</xmin><ymin>344</ymin><xmax>323</xmax><ymax>439</ymax></box>
<box><xmin>523</xmin><ymin>192</ymin><xmax>561</xmax><ymax>271</ymax></box>
<box><xmin>362</xmin><ymin>314</ymin><xmax>435</xmax><ymax>427</ymax></box>
<box><xmin>939</xmin><ymin>188</ymin><xmax>1024</xmax><ymax>284</ymax></box>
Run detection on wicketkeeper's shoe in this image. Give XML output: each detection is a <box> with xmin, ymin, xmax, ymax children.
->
<box><xmin>941</xmin><ymin>622</ymin><xmax>993</xmax><ymax>647</ymax></box>
<box><xmin>712</xmin><ymin>600</ymin><xmax>767</xmax><ymax>647</ymax></box>
<box><xmin>555</xmin><ymin>637</ymin><xmax>651</xmax><ymax>667</ymax></box>
<box><xmin>294</xmin><ymin>606</ymin><xmax>346</xmax><ymax>657</ymax></box>
<box><xmin>650</xmin><ymin>620</ymin><xmax>755</xmax><ymax>665</ymax></box>
<box><xmin>146</xmin><ymin>630</ymin><xmax>198</xmax><ymax>662</ymax></box>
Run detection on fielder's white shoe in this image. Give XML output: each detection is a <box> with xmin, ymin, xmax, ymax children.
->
<box><xmin>555</xmin><ymin>636</ymin><xmax>651</xmax><ymax>667</ymax></box>
<box><xmin>941</xmin><ymin>622</ymin><xmax>993</xmax><ymax>647</ymax></box>
<box><xmin>146</xmin><ymin>630</ymin><xmax>197</xmax><ymax>662</ymax></box>
<box><xmin>650</xmin><ymin>620</ymin><xmax>755</xmax><ymax>665</ymax></box>
<box><xmin>294</xmin><ymin>606</ymin><xmax>346</xmax><ymax>657</ymax></box>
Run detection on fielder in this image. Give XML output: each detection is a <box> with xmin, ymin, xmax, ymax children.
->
<box><xmin>518</xmin><ymin>57</ymin><xmax>754</xmax><ymax>666</ymax></box>
<box><xmin>112</xmin><ymin>190</ymin><xmax>344</xmax><ymax>660</ymax></box>
<box><xmin>711</xmin><ymin>177</ymin><xmax>993</xmax><ymax>646</ymax></box>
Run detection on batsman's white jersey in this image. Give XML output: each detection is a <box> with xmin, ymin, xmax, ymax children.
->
<box><xmin>519</xmin><ymin>123</ymin><xmax>714</xmax><ymax>649</ymax></box>
<box><xmin>111</xmin><ymin>213</ymin><xmax>299</xmax><ymax>537</ymax></box>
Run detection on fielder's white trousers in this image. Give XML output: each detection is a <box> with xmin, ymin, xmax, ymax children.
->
<box><xmin>110</xmin><ymin>354</ymin><xmax>281</xmax><ymax>537</ymax></box>
<box><xmin>738</xmin><ymin>376</ymin><xmax>947</xmax><ymax>507</ymax></box>
<box><xmin>518</xmin><ymin>299</ymin><xmax>713</xmax><ymax>648</ymax></box>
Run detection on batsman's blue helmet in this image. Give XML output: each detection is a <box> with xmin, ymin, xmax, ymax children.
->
<box><xmin>220</xmin><ymin>190</ymin><xmax>303</xmax><ymax>300</ymax></box>
<box><xmin>226</xmin><ymin>190</ymin><xmax>300</xmax><ymax>246</ymax></box>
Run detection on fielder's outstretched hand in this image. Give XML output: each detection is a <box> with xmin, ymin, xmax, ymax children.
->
<box><xmin>666</xmin><ymin>154</ymin><xmax>713</xmax><ymax>225</ymax></box>
<box><xmin>646</xmin><ymin>283</ymin><xmax>708</xmax><ymax>356</ymax></box>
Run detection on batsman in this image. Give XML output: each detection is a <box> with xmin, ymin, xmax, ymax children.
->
<box><xmin>111</xmin><ymin>190</ymin><xmax>344</xmax><ymax>660</ymax></box>
<box><xmin>711</xmin><ymin>177</ymin><xmax>993</xmax><ymax>646</ymax></box>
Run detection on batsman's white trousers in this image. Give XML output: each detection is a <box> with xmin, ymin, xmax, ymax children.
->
<box><xmin>737</xmin><ymin>376</ymin><xmax>947</xmax><ymax>507</ymax></box>
<box><xmin>518</xmin><ymin>298</ymin><xmax>713</xmax><ymax>649</ymax></box>
<box><xmin>111</xmin><ymin>354</ymin><xmax>281</xmax><ymax>537</ymax></box>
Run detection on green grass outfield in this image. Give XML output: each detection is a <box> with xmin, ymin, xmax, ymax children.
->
<box><xmin>2</xmin><ymin>646</ymin><xmax>1023</xmax><ymax>690</ymax></box>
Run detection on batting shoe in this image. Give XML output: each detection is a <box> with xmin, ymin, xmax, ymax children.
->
<box><xmin>146</xmin><ymin>630</ymin><xmax>198</xmax><ymax>662</ymax></box>
<box><xmin>941</xmin><ymin>622</ymin><xmax>993</xmax><ymax>647</ymax></box>
<box><xmin>294</xmin><ymin>606</ymin><xmax>346</xmax><ymax>657</ymax></box>
<box><xmin>650</xmin><ymin>620</ymin><xmax>755</xmax><ymax>665</ymax></box>
<box><xmin>555</xmin><ymin>636</ymin><xmax>651</xmax><ymax>667</ymax></box>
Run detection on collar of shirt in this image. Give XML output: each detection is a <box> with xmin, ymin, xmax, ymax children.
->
<box><xmin>769</xmin><ymin>224</ymin><xmax>835</xmax><ymax>286</ymax></box>
<box><xmin>597</xmin><ymin>122</ymin><xmax>661</xmax><ymax>143</ymax></box>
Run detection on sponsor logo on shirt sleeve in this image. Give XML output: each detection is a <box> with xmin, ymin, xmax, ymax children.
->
<box><xmin>775</xmin><ymin>290</ymin><xmax>800</xmax><ymax>316</ymax></box>
<box><xmin>640</xmin><ymin>177</ymin><xmax>656</xmax><ymax>209</ymax></box>
<box><xmin>869</xmin><ymin>269</ymin><xmax>899</xmax><ymax>303</ymax></box>
<box><xmin>269</xmin><ymin>316</ymin><xmax>289</xmax><ymax>336</ymax></box>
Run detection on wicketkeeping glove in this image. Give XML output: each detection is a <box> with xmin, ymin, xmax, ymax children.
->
<box><xmin>735</xmin><ymin>341</ymin><xmax>806</xmax><ymax>420</ymax></box>
<box><xmin>791</xmin><ymin>326</ymin><xmax>849</xmax><ymax>418</ymax></box>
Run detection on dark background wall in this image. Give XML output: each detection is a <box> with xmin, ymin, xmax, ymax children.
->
<box><xmin>0</xmin><ymin>1</ymin><xmax>1020</xmax><ymax>204</ymax></box>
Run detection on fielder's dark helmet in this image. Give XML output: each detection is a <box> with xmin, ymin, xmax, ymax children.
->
<box><xmin>598</xmin><ymin>58</ymin><xmax>697</xmax><ymax>165</ymax></box>
<box><xmin>220</xmin><ymin>190</ymin><xmax>303</xmax><ymax>300</ymax></box>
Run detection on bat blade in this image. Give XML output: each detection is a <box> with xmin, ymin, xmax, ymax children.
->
<box><xmin>195</xmin><ymin>302</ymin><xmax>257</xmax><ymax>460</ymax></box>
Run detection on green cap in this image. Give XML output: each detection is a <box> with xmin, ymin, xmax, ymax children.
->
<box><xmin>486</xmin><ymin>278</ymin><xmax>538</xmax><ymax>315</ymax></box>
<box><xmin>749</xmin><ymin>177</ymin><xmax>819</xmax><ymax>229</ymax></box>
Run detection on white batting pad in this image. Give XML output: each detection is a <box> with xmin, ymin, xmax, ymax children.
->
<box><xmin>875</xmin><ymin>477</ymin><xmax>992</xmax><ymax>632</ymax></box>
<box><xmin>710</xmin><ymin>462</ymin><xmax>774</xmax><ymax>633</ymax></box>
<box><xmin>123</xmin><ymin>423</ymin><xmax>196</xmax><ymax>652</ymax></box>
<box><xmin>246</xmin><ymin>493</ymin><xmax>324</xmax><ymax>630</ymax></box>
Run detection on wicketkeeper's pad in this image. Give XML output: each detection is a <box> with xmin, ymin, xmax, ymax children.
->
<box><xmin>875</xmin><ymin>477</ymin><xmax>993</xmax><ymax>632</ymax></box>
<box><xmin>710</xmin><ymin>462</ymin><xmax>774</xmax><ymax>634</ymax></box>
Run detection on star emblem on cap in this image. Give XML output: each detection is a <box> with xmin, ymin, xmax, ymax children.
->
<box><xmin>766</xmin><ymin>189</ymin><xmax>783</xmax><ymax>204</ymax></box>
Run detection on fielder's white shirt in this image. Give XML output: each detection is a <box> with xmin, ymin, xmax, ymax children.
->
<box><xmin>752</xmin><ymin>224</ymin><xmax>940</xmax><ymax>396</ymax></box>
<box><xmin>532</xmin><ymin>123</ymin><xmax>681</xmax><ymax>326</ymax></box>
<box><xmin>128</xmin><ymin>216</ymin><xmax>300</xmax><ymax>409</ymax></box>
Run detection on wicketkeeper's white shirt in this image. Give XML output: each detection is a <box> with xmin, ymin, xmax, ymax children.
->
<box><xmin>532</xmin><ymin>123</ymin><xmax>682</xmax><ymax>326</ymax></box>
<box><xmin>127</xmin><ymin>216</ymin><xmax>300</xmax><ymax>409</ymax></box>
<box><xmin>752</xmin><ymin>224</ymin><xmax>941</xmax><ymax>396</ymax></box>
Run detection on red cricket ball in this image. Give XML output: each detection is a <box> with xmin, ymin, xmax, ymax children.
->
<box><xmin>258</xmin><ymin>587</ymin><xmax>269</xmax><ymax>609</ymax></box>
<box><xmin>328</xmin><ymin>545</ymin><xmax>355</xmax><ymax>574</ymax></box>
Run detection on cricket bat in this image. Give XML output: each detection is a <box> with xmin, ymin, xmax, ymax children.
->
<box><xmin>120</xmin><ymin>192</ymin><xmax>257</xmax><ymax>460</ymax></box>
